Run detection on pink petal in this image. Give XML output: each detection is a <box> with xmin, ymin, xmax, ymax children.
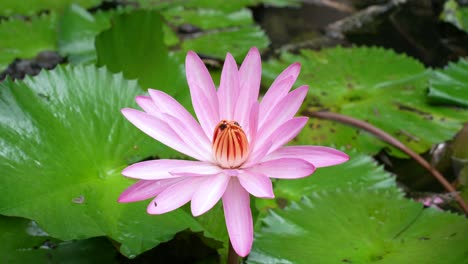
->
<box><xmin>185</xmin><ymin>51</ymin><xmax>220</xmax><ymax>138</ymax></box>
<box><xmin>237</xmin><ymin>170</ymin><xmax>274</xmax><ymax>198</ymax></box>
<box><xmin>265</xmin><ymin>117</ymin><xmax>309</xmax><ymax>155</ymax></box>
<box><xmin>122</xmin><ymin>159</ymin><xmax>216</xmax><ymax>180</ymax></box>
<box><xmin>249</xmin><ymin>117</ymin><xmax>308</xmax><ymax>160</ymax></box>
<box><xmin>135</xmin><ymin>95</ymin><xmax>161</xmax><ymax>117</ymax></box>
<box><xmin>247</xmin><ymin>102</ymin><xmax>259</xmax><ymax>144</ymax></box>
<box><xmin>191</xmin><ymin>173</ymin><xmax>230</xmax><ymax>216</ymax></box>
<box><xmin>148</xmin><ymin>89</ymin><xmax>211</xmax><ymax>148</ymax></box>
<box><xmin>250</xmin><ymin>158</ymin><xmax>316</xmax><ymax>179</ymax></box>
<box><xmin>121</xmin><ymin>108</ymin><xmax>202</xmax><ymax>159</ymax></box>
<box><xmin>260</xmin><ymin>62</ymin><xmax>301</xmax><ymax>124</ymax></box>
<box><xmin>222</xmin><ymin>178</ymin><xmax>253</xmax><ymax>257</ymax></box>
<box><xmin>258</xmin><ymin>85</ymin><xmax>308</xmax><ymax>137</ymax></box>
<box><xmin>169</xmin><ymin>164</ymin><xmax>222</xmax><ymax>177</ymax></box>
<box><xmin>217</xmin><ymin>53</ymin><xmax>239</xmax><ymax>120</ymax></box>
<box><xmin>147</xmin><ymin>178</ymin><xmax>203</xmax><ymax>214</ymax></box>
<box><xmin>242</xmin><ymin>141</ymin><xmax>272</xmax><ymax>168</ymax></box>
<box><xmin>265</xmin><ymin>146</ymin><xmax>349</xmax><ymax>167</ymax></box>
<box><xmin>134</xmin><ymin>92</ymin><xmax>212</xmax><ymax>161</ymax></box>
<box><xmin>118</xmin><ymin>178</ymin><xmax>183</xmax><ymax>203</ymax></box>
<box><xmin>162</xmin><ymin>114</ymin><xmax>212</xmax><ymax>161</ymax></box>
<box><xmin>234</xmin><ymin>47</ymin><xmax>261</xmax><ymax>126</ymax></box>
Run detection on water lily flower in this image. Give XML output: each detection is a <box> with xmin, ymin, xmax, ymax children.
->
<box><xmin>118</xmin><ymin>47</ymin><xmax>349</xmax><ymax>257</ymax></box>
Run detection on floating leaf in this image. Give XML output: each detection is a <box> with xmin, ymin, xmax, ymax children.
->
<box><xmin>274</xmin><ymin>151</ymin><xmax>398</xmax><ymax>202</ymax></box>
<box><xmin>264</xmin><ymin>47</ymin><xmax>468</xmax><ymax>157</ymax></box>
<box><xmin>0</xmin><ymin>14</ymin><xmax>57</xmax><ymax>71</ymax></box>
<box><xmin>249</xmin><ymin>189</ymin><xmax>468</xmax><ymax>263</ymax></box>
<box><xmin>0</xmin><ymin>0</ymin><xmax>101</xmax><ymax>16</ymax></box>
<box><xmin>95</xmin><ymin>10</ymin><xmax>190</xmax><ymax>108</ymax></box>
<box><xmin>163</xmin><ymin>6</ymin><xmax>253</xmax><ymax>30</ymax></box>
<box><xmin>57</xmin><ymin>4</ymin><xmax>117</xmax><ymax>64</ymax></box>
<box><xmin>180</xmin><ymin>25</ymin><xmax>269</xmax><ymax>61</ymax></box>
<box><xmin>428</xmin><ymin>58</ymin><xmax>468</xmax><ymax>108</ymax></box>
<box><xmin>0</xmin><ymin>216</ymin><xmax>118</xmax><ymax>264</ymax></box>
<box><xmin>0</xmin><ymin>65</ymin><xmax>222</xmax><ymax>257</ymax></box>
<box><xmin>440</xmin><ymin>0</ymin><xmax>468</xmax><ymax>33</ymax></box>
<box><xmin>133</xmin><ymin>1</ymin><xmax>270</xmax><ymax>61</ymax></box>
<box><xmin>163</xmin><ymin>7</ymin><xmax>252</xmax><ymax>30</ymax></box>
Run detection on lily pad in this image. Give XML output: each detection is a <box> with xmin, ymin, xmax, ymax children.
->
<box><xmin>57</xmin><ymin>4</ymin><xmax>116</xmax><ymax>64</ymax></box>
<box><xmin>95</xmin><ymin>10</ymin><xmax>189</xmax><ymax>107</ymax></box>
<box><xmin>135</xmin><ymin>0</ymin><xmax>299</xmax><ymax>12</ymax></box>
<box><xmin>180</xmin><ymin>25</ymin><xmax>270</xmax><ymax>61</ymax></box>
<box><xmin>428</xmin><ymin>58</ymin><xmax>468</xmax><ymax>108</ymax></box>
<box><xmin>263</xmin><ymin>47</ymin><xmax>468</xmax><ymax>157</ymax></box>
<box><xmin>440</xmin><ymin>0</ymin><xmax>468</xmax><ymax>33</ymax></box>
<box><xmin>0</xmin><ymin>0</ymin><xmax>101</xmax><ymax>16</ymax></box>
<box><xmin>133</xmin><ymin>1</ymin><xmax>270</xmax><ymax>61</ymax></box>
<box><xmin>274</xmin><ymin>150</ymin><xmax>398</xmax><ymax>202</ymax></box>
<box><xmin>162</xmin><ymin>6</ymin><xmax>253</xmax><ymax>30</ymax></box>
<box><xmin>0</xmin><ymin>64</ymin><xmax>221</xmax><ymax>257</ymax></box>
<box><xmin>249</xmin><ymin>189</ymin><xmax>468</xmax><ymax>263</ymax></box>
<box><xmin>0</xmin><ymin>216</ymin><xmax>118</xmax><ymax>264</ymax></box>
<box><xmin>0</xmin><ymin>14</ymin><xmax>57</xmax><ymax>71</ymax></box>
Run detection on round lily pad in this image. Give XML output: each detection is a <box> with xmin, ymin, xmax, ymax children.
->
<box><xmin>274</xmin><ymin>150</ymin><xmax>399</xmax><ymax>202</ymax></box>
<box><xmin>264</xmin><ymin>47</ymin><xmax>468</xmax><ymax>157</ymax></box>
<box><xmin>0</xmin><ymin>64</ymin><xmax>220</xmax><ymax>257</ymax></box>
<box><xmin>249</xmin><ymin>189</ymin><xmax>468</xmax><ymax>263</ymax></box>
<box><xmin>428</xmin><ymin>58</ymin><xmax>468</xmax><ymax>108</ymax></box>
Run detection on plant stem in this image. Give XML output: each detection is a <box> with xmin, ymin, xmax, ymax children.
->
<box><xmin>227</xmin><ymin>241</ymin><xmax>239</xmax><ymax>264</ymax></box>
<box><xmin>307</xmin><ymin>110</ymin><xmax>468</xmax><ymax>215</ymax></box>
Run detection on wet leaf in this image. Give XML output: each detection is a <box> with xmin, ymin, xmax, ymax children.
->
<box><xmin>163</xmin><ymin>7</ymin><xmax>253</xmax><ymax>30</ymax></box>
<box><xmin>428</xmin><ymin>58</ymin><xmax>468</xmax><ymax>108</ymax></box>
<box><xmin>135</xmin><ymin>0</ymin><xmax>299</xmax><ymax>12</ymax></box>
<box><xmin>0</xmin><ymin>0</ymin><xmax>101</xmax><ymax>16</ymax></box>
<box><xmin>95</xmin><ymin>10</ymin><xmax>191</xmax><ymax>108</ymax></box>
<box><xmin>57</xmin><ymin>4</ymin><xmax>116</xmax><ymax>64</ymax></box>
<box><xmin>274</xmin><ymin>150</ymin><xmax>399</xmax><ymax>202</ymax></box>
<box><xmin>0</xmin><ymin>64</ymin><xmax>220</xmax><ymax>257</ymax></box>
<box><xmin>249</xmin><ymin>189</ymin><xmax>468</xmax><ymax>263</ymax></box>
<box><xmin>0</xmin><ymin>14</ymin><xmax>57</xmax><ymax>71</ymax></box>
<box><xmin>264</xmin><ymin>47</ymin><xmax>468</xmax><ymax>157</ymax></box>
<box><xmin>180</xmin><ymin>25</ymin><xmax>269</xmax><ymax>61</ymax></box>
<box><xmin>132</xmin><ymin>1</ymin><xmax>270</xmax><ymax>61</ymax></box>
<box><xmin>440</xmin><ymin>0</ymin><xmax>468</xmax><ymax>33</ymax></box>
<box><xmin>0</xmin><ymin>216</ymin><xmax>118</xmax><ymax>264</ymax></box>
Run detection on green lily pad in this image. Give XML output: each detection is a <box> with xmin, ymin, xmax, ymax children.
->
<box><xmin>163</xmin><ymin>6</ymin><xmax>253</xmax><ymax>30</ymax></box>
<box><xmin>135</xmin><ymin>0</ymin><xmax>298</xmax><ymax>12</ymax></box>
<box><xmin>0</xmin><ymin>64</ymin><xmax>221</xmax><ymax>257</ymax></box>
<box><xmin>0</xmin><ymin>216</ymin><xmax>118</xmax><ymax>264</ymax></box>
<box><xmin>133</xmin><ymin>1</ymin><xmax>270</xmax><ymax>61</ymax></box>
<box><xmin>249</xmin><ymin>189</ymin><xmax>468</xmax><ymax>263</ymax></box>
<box><xmin>428</xmin><ymin>58</ymin><xmax>468</xmax><ymax>108</ymax></box>
<box><xmin>440</xmin><ymin>0</ymin><xmax>468</xmax><ymax>33</ymax></box>
<box><xmin>263</xmin><ymin>47</ymin><xmax>468</xmax><ymax>157</ymax></box>
<box><xmin>57</xmin><ymin>4</ymin><xmax>116</xmax><ymax>64</ymax></box>
<box><xmin>95</xmin><ymin>10</ymin><xmax>190</xmax><ymax>108</ymax></box>
<box><xmin>180</xmin><ymin>25</ymin><xmax>270</xmax><ymax>61</ymax></box>
<box><xmin>0</xmin><ymin>14</ymin><xmax>57</xmax><ymax>71</ymax></box>
<box><xmin>274</xmin><ymin>150</ymin><xmax>399</xmax><ymax>202</ymax></box>
<box><xmin>0</xmin><ymin>0</ymin><xmax>101</xmax><ymax>16</ymax></box>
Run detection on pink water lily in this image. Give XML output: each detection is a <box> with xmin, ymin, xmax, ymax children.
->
<box><xmin>118</xmin><ymin>47</ymin><xmax>348</xmax><ymax>257</ymax></box>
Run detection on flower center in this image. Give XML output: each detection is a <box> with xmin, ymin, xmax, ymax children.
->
<box><xmin>212</xmin><ymin>120</ymin><xmax>249</xmax><ymax>168</ymax></box>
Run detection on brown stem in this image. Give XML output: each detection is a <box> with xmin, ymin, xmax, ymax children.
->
<box><xmin>227</xmin><ymin>241</ymin><xmax>239</xmax><ymax>264</ymax></box>
<box><xmin>306</xmin><ymin>110</ymin><xmax>468</xmax><ymax>215</ymax></box>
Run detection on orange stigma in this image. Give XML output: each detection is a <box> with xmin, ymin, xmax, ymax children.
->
<box><xmin>212</xmin><ymin>120</ymin><xmax>249</xmax><ymax>168</ymax></box>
